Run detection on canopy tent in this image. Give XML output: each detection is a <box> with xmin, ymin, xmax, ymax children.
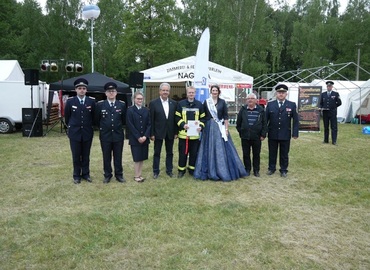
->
<box><xmin>0</xmin><ymin>60</ymin><xmax>24</xmax><ymax>81</ymax></box>
<box><xmin>49</xmin><ymin>72</ymin><xmax>130</xmax><ymax>93</ymax></box>
<box><xmin>142</xmin><ymin>56</ymin><xmax>253</xmax><ymax>85</ymax></box>
<box><xmin>141</xmin><ymin>56</ymin><xmax>254</xmax><ymax>102</ymax></box>
<box><xmin>48</xmin><ymin>72</ymin><xmax>132</xmax><ymax>119</ymax></box>
<box><xmin>345</xmin><ymin>79</ymin><xmax>370</xmax><ymax>123</ymax></box>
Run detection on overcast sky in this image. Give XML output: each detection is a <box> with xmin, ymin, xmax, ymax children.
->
<box><xmin>25</xmin><ymin>0</ymin><xmax>349</xmax><ymax>15</ymax></box>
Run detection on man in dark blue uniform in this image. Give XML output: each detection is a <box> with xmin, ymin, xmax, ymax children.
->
<box><xmin>175</xmin><ymin>86</ymin><xmax>205</xmax><ymax>178</ymax></box>
<box><xmin>95</xmin><ymin>82</ymin><xmax>127</xmax><ymax>183</ymax></box>
<box><xmin>265</xmin><ymin>84</ymin><xmax>299</xmax><ymax>177</ymax></box>
<box><xmin>319</xmin><ymin>81</ymin><xmax>342</xmax><ymax>145</ymax></box>
<box><xmin>64</xmin><ymin>78</ymin><xmax>96</xmax><ymax>184</ymax></box>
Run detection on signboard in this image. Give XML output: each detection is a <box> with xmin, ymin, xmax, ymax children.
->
<box><xmin>298</xmin><ymin>86</ymin><xmax>322</xmax><ymax>132</ymax></box>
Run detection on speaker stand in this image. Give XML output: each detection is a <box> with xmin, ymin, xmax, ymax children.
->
<box><xmin>43</xmin><ymin>117</ymin><xmax>67</xmax><ymax>136</ymax></box>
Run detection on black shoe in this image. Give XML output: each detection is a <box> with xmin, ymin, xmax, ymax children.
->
<box><xmin>177</xmin><ymin>171</ymin><xmax>185</xmax><ymax>178</ymax></box>
<box><xmin>166</xmin><ymin>172</ymin><xmax>174</xmax><ymax>178</ymax></box>
<box><xmin>73</xmin><ymin>178</ymin><xmax>81</xmax><ymax>184</ymax></box>
<box><xmin>254</xmin><ymin>172</ymin><xmax>260</xmax><ymax>177</ymax></box>
<box><xmin>280</xmin><ymin>172</ymin><xmax>288</xmax><ymax>177</ymax></box>
<box><xmin>83</xmin><ymin>176</ymin><xmax>92</xmax><ymax>183</ymax></box>
<box><xmin>116</xmin><ymin>176</ymin><xmax>126</xmax><ymax>183</ymax></box>
<box><xmin>267</xmin><ymin>170</ymin><xmax>275</xmax><ymax>175</ymax></box>
<box><xmin>245</xmin><ymin>171</ymin><xmax>250</xmax><ymax>177</ymax></box>
<box><xmin>323</xmin><ymin>141</ymin><xmax>329</xmax><ymax>144</ymax></box>
<box><xmin>103</xmin><ymin>176</ymin><xmax>111</xmax><ymax>184</ymax></box>
<box><xmin>332</xmin><ymin>142</ymin><xmax>337</xmax><ymax>145</ymax></box>
<box><xmin>153</xmin><ymin>173</ymin><xmax>159</xmax><ymax>179</ymax></box>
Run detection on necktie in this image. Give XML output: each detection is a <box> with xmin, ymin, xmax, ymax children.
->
<box><xmin>111</xmin><ymin>102</ymin><xmax>114</xmax><ymax>107</ymax></box>
<box><xmin>279</xmin><ymin>101</ymin><xmax>283</xmax><ymax>108</ymax></box>
<box><xmin>327</xmin><ymin>92</ymin><xmax>331</xmax><ymax>97</ymax></box>
<box><xmin>80</xmin><ymin>99</ymin><xmax>84</xmax><ymax>105</ymax></box>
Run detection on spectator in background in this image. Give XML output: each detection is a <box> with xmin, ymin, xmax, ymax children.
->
<box><xmin>236</xmin><ymin>93</ymin><xmax>267</xmax><ymax>177</ymax></box>
<box><xmin>319</xmin><ymin>81</ymin><xmax>342</xmax><ymax>145</ymax></box>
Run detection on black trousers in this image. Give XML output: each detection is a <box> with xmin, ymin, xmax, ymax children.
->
<box><xmin>100</xmin><ymin>140</ymin><xmax>124</xmax><ymax>178</ymax></box>
<box><xmin>178</xmin><ymin>138</ymin><xmax>200</xmax><ymax>174</ymax></box>
<box><xmin>69</xmin><ymin>138</ymin><xmax>93</xmax><ymax>179</ymax></box>
<box><xmin>153</xmin><ymin>135</ymin><xmax>174</xmax><ymax>174</ymax></box>
<box><xmin>323</xmin><ymin>110</ymin><xmax>338</xmax><ymax>143</ymax></box>
<box><xmin>241</xmin><ymin>139</ymin><xmax>262</xmax><ymax>173</ymax></box>
<box><xmin>268</xmin><ymin>139</ymin><xmax>291</xmax><ymax>173</ymax></box>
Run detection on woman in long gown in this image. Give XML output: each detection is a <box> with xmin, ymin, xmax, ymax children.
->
<box><xmin>194</xmin><ymin>85</ymin><xmax>247</xmax><ymax>181</ymax></box>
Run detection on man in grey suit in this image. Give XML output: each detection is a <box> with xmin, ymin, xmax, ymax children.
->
<box><xmin>149</xmin><ymin>83</ymin><xmax>178</xmax><ymax>179</ymax></box>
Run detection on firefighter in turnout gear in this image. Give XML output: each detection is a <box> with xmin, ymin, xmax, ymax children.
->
<box><xmin>175</xmin><ymin>86</ymin><xmax>206</xmax><ymax>178</ymax></box>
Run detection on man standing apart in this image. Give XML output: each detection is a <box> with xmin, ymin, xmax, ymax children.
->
<box><xmin>236</xmin><ymin>93</ymin><xmax>267</xmax><ymax>177</ymax></box>
<box><xmin>319</xmin><ymin>81</ymin><xmax>342</xmax><ymax>145</ymax></box>
<box><xmin>265</xmin><ymin>84</ymin><xmax>299</xmax><ymax>177</ymax></box>
<box><xmin>64</xmin><ymin>78</ymin><xmax>95</xmax><ymax>184</ymax></box>
<box><xmin>175</xmin><ymin>86</ymin><xmax>205</xmax><ymax>178</ymax></box>
<box><xmin>149</xmin><ymin>82</ymin><xmax>178</xmax><ymax>179</ymax></box>
<box><xmin>95</xmin><ymin>82</ymin><xmax>127</xmax><ymax>183</ymax></box>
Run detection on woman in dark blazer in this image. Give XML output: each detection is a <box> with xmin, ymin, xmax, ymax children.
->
<box><xmin>126</xmin><ymin>92</ymin><xmax>151</xmax><ymax>182</ymax></box>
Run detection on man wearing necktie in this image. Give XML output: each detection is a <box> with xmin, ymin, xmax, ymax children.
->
<box><xmin>265</xmin><ymin>84</ymin><xmax>299</xmax><ymax>177</ymax></box>
<box><xmin>95</xmin><ymin>82</ymin><xmax>127</xmax><ymax>183</ymax></box>
<box><xmin>319</xmin><ymin>81</ymin><xmax>342</xmax><ymax>145</ymax></box>
<box><xmin>64</xmin><ymin>78</ymin><xmax>96</xmax><ymax>184</ymax></box>
<box><xmin>149</xmin><ymin>82</ymin><xmax>178</xmax><ymax>179</ymax></box>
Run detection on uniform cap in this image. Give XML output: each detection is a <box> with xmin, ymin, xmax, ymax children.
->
<box><xmin>74</xmin><ymin>78</ymin><xmax>88</xmax><ymax>88</ymax></box>
<box><xmin>275</xmin><ymin>84</ymin><xmax>288</xmax><ymax>92</ymax></box>
<box><xmin>104</xmin><ymin>82</ymin><xmax>117</xmax><ymax>91</ymax></box>
<box><xmin>326</xmin><ymin>81</ymin><xmax>334</xmax><ymax>86</ymax></box>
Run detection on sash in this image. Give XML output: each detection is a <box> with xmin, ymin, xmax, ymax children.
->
<box><xmin>206</xmin><ymin>98</ymin><xmax>228</xmax><ymax>141</ymax></box>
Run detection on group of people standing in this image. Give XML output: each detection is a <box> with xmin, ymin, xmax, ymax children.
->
<box><xmin>64</xmin><ymin>78</ymin><xmax>341</xmax><ymax>184</ymax></box>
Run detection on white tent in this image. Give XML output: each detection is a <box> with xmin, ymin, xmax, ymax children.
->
<box><xmin>0</xmin><ymin>60</ymin><xmax>24</xmax><ymax>81</ymax></box>
<box><xmin>141</xmin><ymin>56</ymin><xmax>253</xmax><ymax>102</ymax></box>
<box><xmin>269</xmin><ymin>80</ymin><xmax>366</xmax><ymax>122</ymax></box>
<box><xmin>345</xmin><ymin>79</ymin><xmax>370</xmax><ymax>122</ymax></box>
<box><xmin>142</xmin><ymin>56</ymin><xmax>253</xmax><ymax>84</ymax></box>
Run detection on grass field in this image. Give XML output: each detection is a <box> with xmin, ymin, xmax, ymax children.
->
<box><xmin>0</xmin><ymin>122</ymin><xmax>369</xmax><ymax>269</ymax></box>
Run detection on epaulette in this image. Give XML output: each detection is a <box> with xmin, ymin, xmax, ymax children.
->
<box><xmin>67</xmin><ymin>96</ymin><xmax>74</xmax><ymax>99</ymax></box>
<box><xmin>118</xmin><ymin>100</ymin><xmax>126</xmax><ymax>103</ymax></box>
<box><xmin>267</xmin><ymin>100</ymin><xmax>275</xmax><ymax>103</ymax></box>
<box><xmin>98</xmin><ymin>100</ymin><xmax>104</xmax><ymax>103</ymax></box>
<box><xmin>88</xmin><ymin>96</ymin><xmax>95</xmax><ymax>99</ymax></box>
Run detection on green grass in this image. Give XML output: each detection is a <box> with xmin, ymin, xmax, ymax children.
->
<box><xmin>0</xmin><ymin>122</ymin><xmax>369</xmax><ymax>269</ymax></box>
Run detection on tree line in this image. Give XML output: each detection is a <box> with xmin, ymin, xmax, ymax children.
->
<box><xmin>1</xmin><ymin>0</ymin><xmax>369</xmax><ymax>83</ymax></box>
